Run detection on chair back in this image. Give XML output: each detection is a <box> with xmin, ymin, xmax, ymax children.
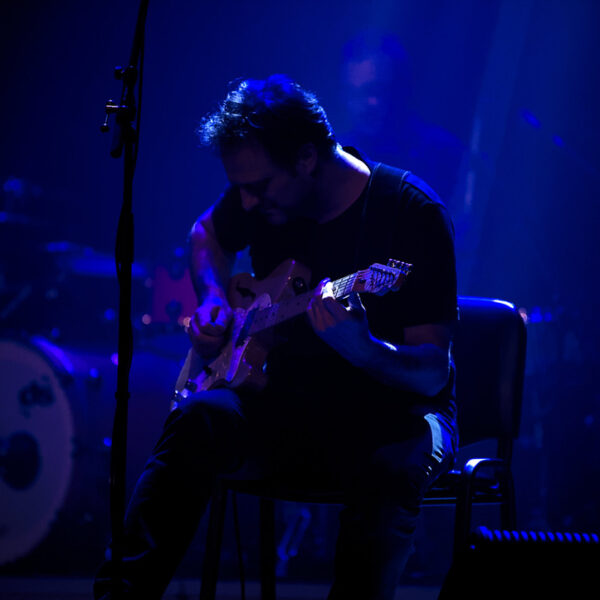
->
<box><xmin>453</xmin><ymin>297</ymin><xmax>527</xmax><ymax>453</ymax></box>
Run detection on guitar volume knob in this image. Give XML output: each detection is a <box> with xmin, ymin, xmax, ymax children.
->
<box><xmin>292</xmin><ymin>277</ymin><xmax>308</xmax><ymax>295</ymax></box>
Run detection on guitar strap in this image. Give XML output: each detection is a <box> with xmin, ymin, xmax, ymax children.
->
<box><xmin>354</xmin><ymin>161</ymin><xmax>410</xmax><ymax>271</ymax></box>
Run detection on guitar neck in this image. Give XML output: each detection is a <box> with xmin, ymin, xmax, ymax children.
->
<box><xmin>248</xmin><ymin>272</ymin><xmax>358</xmax><ymax>336</ymax></box>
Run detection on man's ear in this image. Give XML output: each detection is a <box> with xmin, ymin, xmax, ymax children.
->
<box><xmin>295</xmin><ymin>143</ymin><xmax>318</xmax><ymax>176</ymax></box>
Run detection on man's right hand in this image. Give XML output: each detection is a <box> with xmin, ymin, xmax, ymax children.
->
<box><xmin>187</xmin><ymin>296</ymin><xmax>233</xmax><ymax>358</ymax></box>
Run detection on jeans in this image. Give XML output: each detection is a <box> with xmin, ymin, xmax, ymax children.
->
<box><xmin>94</xmin><ymin>386</ymin><xmax>457</xmax><ymax>600</ymax></box>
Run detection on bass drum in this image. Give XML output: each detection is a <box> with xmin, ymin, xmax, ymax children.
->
<box><xmin>0</xmin><ymin>336</ymin><xmax>182</xmax><ymax>570</ymax></box>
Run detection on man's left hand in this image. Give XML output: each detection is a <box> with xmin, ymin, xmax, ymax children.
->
<box><xmin>306</xmin><ymin>279</ymin><xmax>373</xmax><ymax>366</ymax></box>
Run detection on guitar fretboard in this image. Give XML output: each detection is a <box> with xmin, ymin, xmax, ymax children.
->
<box><xmin>247</xmin><ymin>272</ymin><xmax>358</xmax><ymax>336</ymax></box>
<box><xmin>331</xmin><ymin>273</ymin><xmax>360</xmax><ymax>298</ymax></box>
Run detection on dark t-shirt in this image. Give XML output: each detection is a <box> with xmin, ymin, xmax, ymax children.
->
<box><xmin>211</xmin><ymin>152</ymin><xmax>457</xmax><ymax>420</ymax></box>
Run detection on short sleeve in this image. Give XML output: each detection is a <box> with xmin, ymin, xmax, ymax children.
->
<box><xmin>394</xmin><ymin>198</ymin><xmax>458</xmax><ymax>327</ymax></box>
<box><xmin>210</xmin><ymin>186</ymin><xmax>252</xmax><ymax>253</ymax></box>
<box><xmin>361</xmin><ymin>183</ymin><xmax>457</xmax><ymax>346</ymax></box>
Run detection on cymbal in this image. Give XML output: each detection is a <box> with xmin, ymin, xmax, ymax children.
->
<box><xmin>44</xmin><ymin>241</ymin><xmax>148</xmax><ymax>279</ymax></box>
<box><xmin>0</xmin><ymin>211</ymin><xmax>32</xmax><ymax>225</ymax></box>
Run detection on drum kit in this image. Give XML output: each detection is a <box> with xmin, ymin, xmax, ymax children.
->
<box><xmin>0</xmin><ymin>185</ymin><xmax>198</xmax><ymax>568</ymax></box>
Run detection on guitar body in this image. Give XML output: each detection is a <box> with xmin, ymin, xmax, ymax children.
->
<box><xmin>228</xmin><ymin>258</ymin><xmax>311</xmax><ymax>312</ymax></box>
<box><xmin>175</xmin><ymin>259</ymin><xmax>311</xmax><ymax>397</ymax></box>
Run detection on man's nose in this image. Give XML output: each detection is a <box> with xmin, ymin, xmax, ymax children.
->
<box><xmin>240</xmin><ymin>188</ymin><xmax>260</xmax><ymax>211</ymax></box>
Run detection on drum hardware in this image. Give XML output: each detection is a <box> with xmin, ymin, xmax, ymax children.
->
<box><xmin>1</xmin><ymin>241</ymin><xmax>152</xmax><ymax>345</ymax></box>
<box><xmin>0</xmin><ymin>284</ymin><xmax>33</xmax><ymax>322</ymax></box>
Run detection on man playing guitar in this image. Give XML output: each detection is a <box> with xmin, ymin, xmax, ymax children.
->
<box><xmin>95</xmin><ymin>74</ymin><xmax>458</xmax><ymax>600</ymax></box>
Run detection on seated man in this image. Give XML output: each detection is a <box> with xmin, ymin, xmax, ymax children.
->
<box><xmin>94</xmin><ymin>74</ymin><xmax>458</xmax><ymax>600</ymax></box>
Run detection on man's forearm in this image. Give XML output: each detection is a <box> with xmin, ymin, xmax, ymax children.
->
<box><xmin>307</xmin><ymin>287</ymin><xmax>451</xmax><ymax>398</ymax></box>
<box><xmin>189</xmin><ymin>210</ymin><xmax>235</xmax><ymax>303</ymax></box>
<box><xmin>358</xmin><ymin>336</ymin><xmax>451</xmax><ymax>397</ymax></box>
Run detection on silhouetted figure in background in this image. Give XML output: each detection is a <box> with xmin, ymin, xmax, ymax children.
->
<box><xmin>338</xmin><ymin>30</ymin><xmax>466</xmax><ymax>230</ymax></box>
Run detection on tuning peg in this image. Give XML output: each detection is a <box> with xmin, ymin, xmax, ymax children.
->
<box><xmin>386</xmin><ymin>259</ymin><xmax>412</xmax><ymax>274</ymax></box>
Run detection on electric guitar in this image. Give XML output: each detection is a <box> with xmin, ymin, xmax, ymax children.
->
<box><xmin>173</xmin><ymin>257</ymin><xmax>411</xmax><ymax>405</ymax></box>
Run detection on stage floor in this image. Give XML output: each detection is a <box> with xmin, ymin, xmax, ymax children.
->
<box><xmin>0</xmin><ymin>577</ymin><xmax>441</xmax><ymax>599</ymax></box>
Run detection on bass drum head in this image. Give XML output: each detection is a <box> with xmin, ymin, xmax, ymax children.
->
<box><xmin>0</xmin><ymin>338</ymin><xmax>74</xmax><ymax>564</ymax></box>
<box><xmin>0</xmin><ymin>335</ymin><xmax>185</xmax><ymax>572</ymax></box>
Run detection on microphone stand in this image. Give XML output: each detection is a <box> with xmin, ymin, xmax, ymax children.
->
<box><xmin>101</xmin><ymin>1</ymin><xmax>149</xmax><ymax>595</ymax></box>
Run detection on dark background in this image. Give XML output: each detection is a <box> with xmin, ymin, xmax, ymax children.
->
<box><xmin>1</xmin><ymin>0</ymin><xmax>599</xmax><ymax>586</ymax></box>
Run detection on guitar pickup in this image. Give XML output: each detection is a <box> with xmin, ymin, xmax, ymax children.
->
<box><xmin>185</xmin><ymin>379</ymin><xmax>199</xmax><ymax>392</ymax></box>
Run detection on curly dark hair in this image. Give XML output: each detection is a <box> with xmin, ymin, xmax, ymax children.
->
<box><xmin>198</xmin><ymin>74</ymin><xmax>336</xmax><ymax>170</ymax></box>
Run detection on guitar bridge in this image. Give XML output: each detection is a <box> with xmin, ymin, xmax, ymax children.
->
<box><xmin>171</xmin><ymin>378</ymin><xmax>199</xmax><ymax>411</ymax></box>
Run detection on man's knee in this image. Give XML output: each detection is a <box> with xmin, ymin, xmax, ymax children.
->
<box><xmin>175</xmin><ymin>388</ymin><xmax>243</xmax><ymax>423</ymax></box>
<box><xmin>162</xmin><ymin>388</ymin><xmax>247</xmax><ymax>449</ymax></box>
<box><xmin>154</xmin><ymin>388</ymin><xmax>248</xmax><ymax>475</ymax></box>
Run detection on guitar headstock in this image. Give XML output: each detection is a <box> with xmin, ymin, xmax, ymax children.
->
<box><xmin>352</xmin><ymin>259</ymin><xmax>412</xmax><ymax>296</ymax></box>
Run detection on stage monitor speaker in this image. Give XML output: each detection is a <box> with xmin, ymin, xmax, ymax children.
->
<box><xmin>438</xmin><ymin>526</ymin><xmax>600</xmax><ymax>599</ymax></box>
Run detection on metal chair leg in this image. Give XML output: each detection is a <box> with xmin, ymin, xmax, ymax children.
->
<box><xmin>500</xmin><ymin>471</ymin><xmax>517</xmax><ymax>531</ymax></box>
<box><xmin>260</xmin><ymin>497</ymin><xmax>276</xmax><ymax>600</ymax></box>
<box><xmin>200</xmin><ymin>483</ymin><xmax>228</xmax><ymax>600</ymax></box>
